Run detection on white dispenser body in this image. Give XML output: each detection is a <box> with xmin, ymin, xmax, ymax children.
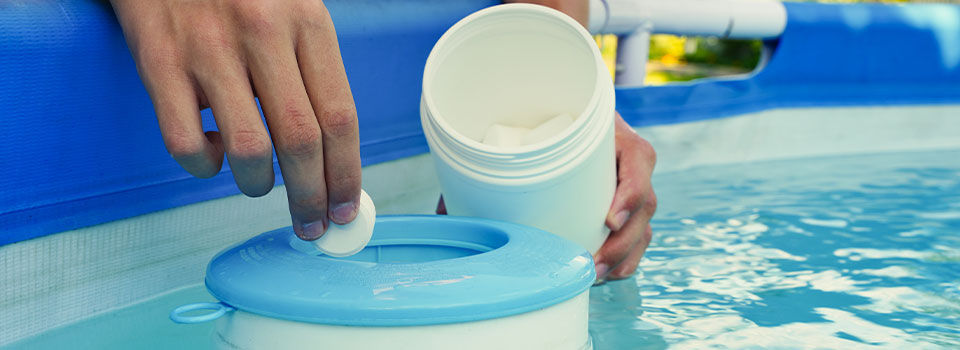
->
<box><xmin>421</xmin><ymin>4</ymin><xmax>617</xmax><ymax>253</ymax></box>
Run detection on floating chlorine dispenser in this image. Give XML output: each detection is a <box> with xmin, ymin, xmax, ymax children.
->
<box><xmin>170</xmin><ymin>216</ymin><xmax>595</xmax><ymax>349</ymax></box>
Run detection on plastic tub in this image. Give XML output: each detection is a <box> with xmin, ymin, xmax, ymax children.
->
<box><xmin>170</xmin><ymin>216</ymin><xmax>595</xmax><ymax>350</ymax></box>
<box><xmin>420</xmin><ymin>4</ymin><xmax>617</xmax><ymax>253</ymax></box>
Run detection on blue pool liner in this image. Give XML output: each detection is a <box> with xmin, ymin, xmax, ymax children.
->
<box><xmin>2</xmin><ymin>1</ymin><xmax>960</xmax><ymax>245</ymax></box>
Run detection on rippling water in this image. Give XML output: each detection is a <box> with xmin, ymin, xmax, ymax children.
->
<box><xmin>589</xmin><ymin>150</ymin><xmax>960</xmax><ymax>349</ymax></box>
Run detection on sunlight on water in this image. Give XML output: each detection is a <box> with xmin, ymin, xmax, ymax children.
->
<box><xmin>590</xmin><ymin>150</ymin><xmax>960</xmax><ymax>349</ymax></box>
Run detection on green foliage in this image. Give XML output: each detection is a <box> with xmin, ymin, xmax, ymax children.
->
<box><xmin>683</xmin><ymin>38</ymin><xmax>763</xmax><ymax>70</ymax></box>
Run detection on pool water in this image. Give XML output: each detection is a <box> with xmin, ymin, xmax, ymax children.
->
<box><xmin>591</xmin><ymin>149</ymin><xmax>960</xmax><ymax>349</ymax></box>
<box><xmin>8</xmin><ymin>149</ymin><xmax>960</xmax><ymax>349</ymax></box>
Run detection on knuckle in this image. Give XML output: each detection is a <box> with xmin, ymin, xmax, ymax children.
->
<box><xmin>318</xmin><ymin>107</ymin><xmax>357</xmax><ymax>139</ymax></box>
<box><xmin>616</xmin><ymin>178</ymin><xmax>645</xmax><ymax>207</ymax></box>
<box><xmin>611</xmin><ymin>243</ymin><xmax>632</xmax><ymax>261</ymax></box>
<box><xmin>328</xmin><ymin>171</ymin><xmax>362</xmax><ymax>199</ymax></box>
<box><xmin>190</xmin><ymin>20</ymin><xmax>232</xmax><ymax>53</ymax></box>
<box><xmin>276</xmin><ymin>124</ymin><xmax>322</xmax><ymax>159</ymax></box>
<box><xmin>641</xmin><ymin>192</ymin><xmax>658</xmax><ymax>217</ymax></box>
<box><xmin>234</xmin><ymin>1</ymin><xmax>282</xmax><ymax>38</ymax></box>
<box><xmin>297</xmin><ymin>2</ymin><xmax>331</xmax><ymax>29</ymax></box>
<box><xmin>635</xmin><ymin>136</ymin><xmax>657</xmax><ymax>165</ymax></box>
<box><xmin>138</xmin><ymin>44</ymin><xmax>183</xmax><ymax>75</ymax></box>
<box><xmin>625</xmin><ymin>180</ymin><xmax>645</xmax><ymax>202</ymax></box>
<box><xmin>227</xmin><ymin>130</ymin><xmax>272</xmax><ymax>161</ymax></box>
<box><xmin>164</xmin><ymin>131</ymin><xmax>204</xmax><ymax>158</ymax></box>
<box><xmin>642</xmin><ymin>226</ymin><xmax>653</xmax><ymax>243</ymax></box>
<box><xmin>290</xmin><ymin>191</ymin><xmax>326</xmax><ymax>213</ymax></box>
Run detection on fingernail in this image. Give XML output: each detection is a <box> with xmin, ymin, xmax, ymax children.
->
<box><xmin>330</xmin><ymin>201</ymin><xmax>359</xmax><ymax>225</ymax></box>
<box><xmin>294</xmin><ymin>219</ymin><xmax>327</xmax><ymax>241</ymax></box>
<box><xmin>595</xmin><ymin>263</ymin><xmax>609</xmax><ymax>281</ymax></box>
<box><xmin>612</xmin><ymin>210</ymin><xmax>630</xmax><ymax>231</ymax></box>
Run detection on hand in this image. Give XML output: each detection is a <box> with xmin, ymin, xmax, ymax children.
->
<box><xmin>595</xmin><ymin>114</ymin><xmax>657</xmax><ymax>282</ymax></box>
<box><xmin>110</xmin><ymin>0</ymin><xmax>362</xmax><ymax>240</ymax></box>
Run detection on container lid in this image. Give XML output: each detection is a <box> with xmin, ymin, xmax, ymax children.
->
<box><xmin>205</xmin><ymin>215</ymin><xmax>595</xmax><ymax>326</ymax></box>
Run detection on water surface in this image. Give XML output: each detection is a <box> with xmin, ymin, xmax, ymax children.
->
<box><xmin>591</xmin><ymin>149</ymin><xmax>960</xmax><ymax>349</ymax></box>
<box><xmin>8</xmin><ymin>150</ymin><xmax>960</xmax><ymax>349</ymax></box>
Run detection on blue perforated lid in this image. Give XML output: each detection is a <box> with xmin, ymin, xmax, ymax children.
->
<box><xmin>204</xmin><ymin>215</ymin><xmax>595</xmax><ymax>326</ymax></box>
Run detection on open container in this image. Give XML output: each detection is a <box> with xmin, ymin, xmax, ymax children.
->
<box><xmin>420</xmin><ymin>4</ymin><xmax>617</xmax><ymax>253</ymax></box>
<box><xmin>170</xmin><ymin>216</ymin><xmax>595</xmax><ymax>350</ymax></box>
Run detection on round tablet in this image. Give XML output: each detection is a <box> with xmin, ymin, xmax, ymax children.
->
<box><xmin>313</xmin><ymin>189</ymin><xmax>376</xmax><ymax>257</ymax></box>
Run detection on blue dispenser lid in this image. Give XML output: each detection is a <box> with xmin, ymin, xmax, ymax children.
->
<box><xmin>204</xmin><ymin>215</ymin><xmax>595</xmax><ymax>326</ymax></box>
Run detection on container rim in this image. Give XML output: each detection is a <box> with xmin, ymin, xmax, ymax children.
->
<box><xmin>421</xmin><ymin>3</ymin><xmax>607</xmax><ymax>156</ymax></box>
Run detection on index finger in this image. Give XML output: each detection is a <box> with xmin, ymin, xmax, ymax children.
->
<box><xmin>244</xmin><ymin>23</ymin><xmax>329</xmax><ymax>240</ymax></box>
<box><xmin>296</xmin><ymin>3</ymin><xmax>362</xmax><ymax>226</ymax></box>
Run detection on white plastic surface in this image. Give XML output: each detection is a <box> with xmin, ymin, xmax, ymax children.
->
<box><xmin>213</xmin><ymin>291</ymin><xmax>591</xmax><ymax>350</ymax></box>
<box><xmin>433</xmin><ymin>123</ymin><xmax>615</xmax><ymax>254</ymax></box>
<box><xmin>588</xmin><ymin>0</ymin><xmax>786</xmax><ymax>38</ymax></box>
<box><xmin>312</xmin><ymin>189</ymin><xmax>375</xmax><ymax>257</ymax></box>
<box><xmin>421</xmin><ymin>4</ymin><xmax>616</xmax><ymax>253</ymax></box>
<box><xmin>425</xmin><ymin>6</ymin><xmax>597</xmax><ymax>143</ymax></box>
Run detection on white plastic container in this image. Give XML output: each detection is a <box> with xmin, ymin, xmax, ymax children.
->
<box><xmin>421</xmin><ymin>4</ymin><xmax>617</xmax><ymax>253</ymax></box>
<box><xmin>210</xmin><ymin>293</ymin><xmax>589</xmax><ymax>350</ymax></box>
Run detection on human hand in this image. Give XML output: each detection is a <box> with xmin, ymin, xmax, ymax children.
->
<box><xmin>110</xmin><ymin>0</ymin><xmax>361</xmax><ymax>240</ymax></box>
<box><xmin>595</xmin><ymin>114</ymin><xmax>657</xmax><ymax>282</ymax></box>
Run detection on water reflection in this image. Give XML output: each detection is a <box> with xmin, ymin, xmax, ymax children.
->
<box><xmin>589</xmin><ymin>150</ymin><xmax>960</xmax><ymax>349</ymax></box>
<box><xmin>590</xmin><ymin>277</ymin><xmax>668</xmax><ymax>349</ymax></box>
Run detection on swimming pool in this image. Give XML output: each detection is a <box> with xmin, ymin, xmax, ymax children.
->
<box><xmin>3</xmin><ymin>1</ymin><xmax>960</xmax><ymax>348</ymax></box>
<box><xmin>7</xmin><ymin>147</ymin><xmax>958</xmax><ymax>349</ymax></box>
<box><xmin>591</xmin><ymin>149</ymin><xmax>960</xmax><ymax>349</ymax></box>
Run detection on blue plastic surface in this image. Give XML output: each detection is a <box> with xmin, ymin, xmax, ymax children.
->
<box><xmin>169</xmin><ymin>302</ymin><xmax>235</xmax><ymax>324</ymax></box>
<box><xmin>616</xmin><ymin>2</ymin><xmax>960</xmax><ymax>127</ymax></box>
<box><xmin>4</xmin><ymin>2</ymin><xmax>960</xmax><ymax>246</ymax></box>
<box><xmin>0</xmin><ymin>0</ymin><xmax>496</xmax><ymax>245</ymax></box>
<box><xmin>202</xmin><ymin>215</ymin><xmax>595</xmax><ymax>326</ymax></box>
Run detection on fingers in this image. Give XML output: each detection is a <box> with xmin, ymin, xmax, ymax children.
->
<box><xmin>118</xmin><ymin>1</ymin><xmax>361</xmax><ymax>239</ymax></box>
<box><xmin>594</xmin><ymin>203</ymin><xmax>652</xmax><ymax>281</ymax></box>
<box><xmin>605</xmin><ymin>121</ymin><xmax>656</xmax><ymax>231</ymax></box>
<box><xmin>192</xmin><ymin>40</ymin><xmax>275</xmax><ymax>197</ymax></box>
<box><xmin>296</xmin><ymin>3</ymin><xmax>362</xmax><ymax>226</ymax></box>
<box><xmin>606</xmin><ymin>177</ymin><xmax>645</xmax><ymax>232</ymax></box>
<box><xmin>609</xmin><ymin>225</ymin><xmax>652</xmax><ymax>279</ymax></box>
<box><xmin>241</xmin><ymin>8</ymin><xmax>329</xmax><ymax>241</ymax></box>
<box><xmin>141</xmin><ymin>54</ymin><xmax>225</xmax><ymax>178</ymax></box>
<box><xmin>596</xmin><ymin>112</ymin><xmax>658</xmax><ymax>282</ymax></box>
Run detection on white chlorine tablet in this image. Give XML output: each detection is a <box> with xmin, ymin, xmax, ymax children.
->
<box><xmin>313</xmin><ymin>189</ymin><xmax>376</xmax><ymax>257</ymax></box>
<box><xmin>482</xmin><ymin>123</ymin><xmax>530</xmax><ymax>147</ymax></box>
<box><xmin>523</xmin><ymin>113</ymin><xmax>574</xmax><ymax>146</ymax></box>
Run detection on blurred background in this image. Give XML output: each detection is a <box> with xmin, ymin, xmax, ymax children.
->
<box><xmin>597</xmin><ymin>0</ymin><xmax>960</xmax><ymax>85</ymax></box>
